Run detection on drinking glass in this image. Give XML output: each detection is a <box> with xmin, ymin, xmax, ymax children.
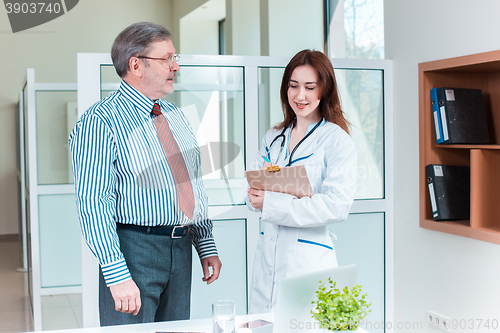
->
<box><xmin>212</xmin><ymin>300</ymin><xmax>235</xmax><ymax>333</ymax></box>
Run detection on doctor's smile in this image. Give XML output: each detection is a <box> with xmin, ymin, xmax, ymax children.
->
<box><xmin>294</xmin><ymin>102</ymin><xmax>308</xmax><ymax>109</ymax></box>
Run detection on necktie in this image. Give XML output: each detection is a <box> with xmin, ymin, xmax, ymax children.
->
<box><xmin>152</xmin><ymin>103</ymin><xmax>195</xmax><ymax>219</ymax></box>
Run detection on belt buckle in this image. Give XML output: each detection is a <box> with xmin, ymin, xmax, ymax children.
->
<box><xmin>171</xmin><ymin>225</ymin><xmax>183</xmax><ymax>239</ymax></box>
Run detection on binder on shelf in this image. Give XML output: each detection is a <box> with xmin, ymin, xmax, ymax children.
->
<box><xmin>425</xmin><ymin>164</ymin><xmax>470</xmax><ymax>221</ymax></box>
<box><xmin>430</xmin><ymin>88</ymin><xmax>444</xmax><ymax>144</ymax></box>
<box><xmin>434</xmin><ymin>87</ymin><xmax>490</xmax><ymax>144</ymax></box>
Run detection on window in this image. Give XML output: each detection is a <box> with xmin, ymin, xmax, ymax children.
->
<box><xmin>327</xmin><ymin>0</ymin><xmax>385</xmax><ymax>59</ymax></box>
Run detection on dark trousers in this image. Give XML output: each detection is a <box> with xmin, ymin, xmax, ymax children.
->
<box><xmin>99</xmin><ymin>226</ymin><xmax>192</xmax><ymax>326</ymax></box>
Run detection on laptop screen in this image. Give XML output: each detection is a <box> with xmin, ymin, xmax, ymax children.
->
<box><xmin>272</xmin><ymin>264</ymin><xmax>358</xmax><ymax>333</ymax></box>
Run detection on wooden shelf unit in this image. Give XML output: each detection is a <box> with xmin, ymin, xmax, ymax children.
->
<box><xmin>419</xmin><ymin>50</ymin><xmax>500</xmax><ymax>244</ymax></box>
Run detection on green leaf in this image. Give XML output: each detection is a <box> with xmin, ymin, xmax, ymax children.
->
<box><xmin>311</xmin><ymin>278</ymin><xmax>372</xmax><ymax>331</ymax></box>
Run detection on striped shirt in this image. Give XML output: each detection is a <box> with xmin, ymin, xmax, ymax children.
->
<box><xmin>69</xmin><ymin>80</ymin><xmax>217</xmax><ymax>286</ymax></box>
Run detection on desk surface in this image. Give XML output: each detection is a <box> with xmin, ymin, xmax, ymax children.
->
<box><xmin>29</xmin><ymin>313</ymin><xmax>369</xmax><ymax>333</ymax></box>
<box><xmin>28</xmin><ymin>313</ymin><xmax>273</xmax><ymax>333</ymax></box>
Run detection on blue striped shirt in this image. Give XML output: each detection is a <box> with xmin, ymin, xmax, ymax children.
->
<box><xmin>69</xmin><ymin>81</ymin><xmax>218</xmax><ymax>286</ymax></box>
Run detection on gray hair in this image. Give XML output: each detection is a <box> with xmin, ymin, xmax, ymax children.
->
<box><xmin>111</xmin><ymin>22</ymin><xmax>172</xmax><ymax>78</ymax></box>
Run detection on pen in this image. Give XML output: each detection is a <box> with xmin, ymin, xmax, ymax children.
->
<box><xmin>262</xmin><ymin>156</ymin><xmax>271</xmax><ymax>163</ymax></box>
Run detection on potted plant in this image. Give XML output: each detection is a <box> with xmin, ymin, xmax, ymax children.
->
<box><xmin>311</xmin><ymin>278</ymin><xmax>371</xmax><ymax>331</ymax></box>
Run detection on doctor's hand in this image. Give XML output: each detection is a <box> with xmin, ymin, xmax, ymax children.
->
<box><xmin>247</xmin><ymin>188</ymin><xmax>265</xmax><ymax>212</ymax></box>
<box><xmin>201</xmin><ymin>255</ymin><xmax>222</xmax><ymax>285</ymax></box>
<box><xmin>109</xmin><ymin>279</ymin><xmax>141</xmax><ymax>315</ymax></box>
<box><xmin>261</xmin><ymin>162</ymin><xmax>275</xmax><ymax>170</ymax></box>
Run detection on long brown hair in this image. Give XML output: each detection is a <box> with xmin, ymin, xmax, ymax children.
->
<box><xmin>277</xmin><ymin>50</ymin><xmax>350</xmax><ymax>134</ymax></box>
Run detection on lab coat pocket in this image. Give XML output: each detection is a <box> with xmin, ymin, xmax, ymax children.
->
<box><xmin>295</xmin><ymin>237</ymin><xmax>338</xmax><ymax>273</ymax></box>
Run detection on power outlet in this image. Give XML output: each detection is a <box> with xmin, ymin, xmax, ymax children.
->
<box><xmin>428</xmin><ymin>310</ymin><xmax>451</xmax><ymax>332</ymax></box>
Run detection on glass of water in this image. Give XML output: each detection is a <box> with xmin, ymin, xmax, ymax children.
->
<box><xmin>212</xmin><ymin>300</ymin><xmax>235</xmax><ymax>333</ymax></box>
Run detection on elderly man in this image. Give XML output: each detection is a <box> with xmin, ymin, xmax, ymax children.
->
<box><xmin>70</xmin><ymin>22</ymin><xmax>222</xmax><ymax>326</ymax></box>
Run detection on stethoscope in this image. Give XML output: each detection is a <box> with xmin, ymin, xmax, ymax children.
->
<box><xmin>268</xmin><ymin>119</ymin><xmax>323</xmax><ymax>167</ymax></box>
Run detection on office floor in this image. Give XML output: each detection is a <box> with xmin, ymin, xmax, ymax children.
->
<box><xmin>40</xmin><ymin>294</ymin><xmax>82</xmax><ymax>330</ymax></box>
<box><xmin>0</xmin><ymin>237</ymin><xmax>82</xmax><ymax>332</ymax></box>
<box><xmin>0</xmin><ymin>237</ymin><xmax>33</xmax><ymax>333</ymax></box>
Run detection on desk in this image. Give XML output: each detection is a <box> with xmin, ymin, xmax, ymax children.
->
<box><xmin>24</xmin><ymin>314</ymin><xmax>273</xmax><ymax>333</ymax></box>
<box><xmin>26</xmin><ymin>313</ymin><xmax>369</xmax><ymax>333</ymax></box>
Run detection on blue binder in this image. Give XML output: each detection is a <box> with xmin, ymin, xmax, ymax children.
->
<box><xmin>436</xmin><ymin>87</ymin><xmax>490</xmax><ymax>144</ymax></box>
<box><xmin>430</xmin><ymin>88</ymin><xmax>444</xmax><ymax>144</ymax></box>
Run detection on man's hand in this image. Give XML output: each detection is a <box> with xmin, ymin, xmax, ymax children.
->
<box><xmin>109</xmin><ymin>279</ymin><xmax>141</xmax><ymax>315</ymax></box>
<box><xmin>201</xmin><ymin>256</ymin><xmax>222</xmax><ymax>285</ymax></box>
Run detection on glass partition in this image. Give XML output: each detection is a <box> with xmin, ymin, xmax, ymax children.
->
<box><xmin>100</xmin><ymin>65</ymin><xmax>246</xmax><ymax>206</ymax></box>
<box><xmin>190</xmin><ymin>219</ymin><xmax>247</xmax><ymax>319</ymax></box>
<box><xmin>36</xmin><ymin>91</ymin><xmax>77</xmax><ymax>185</ymax></box>
<box><xmin>16</xmin><ymin>101</ymin><xmax>21</xmax><ymax>179</ymax></box>
<box><xmin>24</xmin><ymin>85</ymin><xmax>30</xmax><ymax>188</ymax></box>
<box><xmin>257</xmin><ymin>67</ymin><xmax>384</xmax><ymax>199</ymax></box>
<box><xmin>16</xmin><ymin>101</ymin><xmax>23</xmax><ymax>247</ymax></box>
<box><xmin>26</xmin><ymin>193</ymin><xmax>33</xmax><ymax>312</ymax></box>
<box><xmin>22</xmin><ymin>77</ymin><xmax>82</xmax><ymax>330</ymax></box>
<box><xmin>167</xmin><ymin>66</ymin><xmax>245</xmax><ymax>206</ymax></box>
<box><xmin>329</xmin><ymin>213</ymin><xmax>385</xmax><ymax>333</ymax></box>
<box><xmin>22</xmin><ymin>84</ymin><xmax>34</xmax><ymax>314</ymax></box>
<box><xmin>38</xmin><ymin>193</ymin><xmax>82</xmax><ymax>330</ymax></box>
<box><xmin>336</xmin><ymin>69</ymin><xmax>384</xmax><ymax>199</ymax></box>
<box><xmin>38</xmin><ymin>194</ymin><xmax>81</xmax><ymax>288</ymax></box>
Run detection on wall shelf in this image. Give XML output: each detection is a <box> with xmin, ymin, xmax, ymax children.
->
<box><xmin>419</xmin><ymin>50</ymin><xmax>500</xmax><ymax>245</ymax></box>
<box><xmin>435</xmin><ymin>144</ymin><xmax>500</xmax><ymax>150</ymax></box>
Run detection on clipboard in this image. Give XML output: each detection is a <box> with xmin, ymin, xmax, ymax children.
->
<box><xmin>244</xmin><ymin>165</ymin><xmax>313</xmax><ymax>198</ymax></box>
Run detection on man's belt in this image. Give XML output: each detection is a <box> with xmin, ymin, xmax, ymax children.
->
<box><xmin>116</xmin><ymin>223</ymin><xmax>190</xmax><ymax>239</ymax></box>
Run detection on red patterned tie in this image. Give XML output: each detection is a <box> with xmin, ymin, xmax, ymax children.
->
<box><xmin>152</xmin><ymin>103</ymin><xmax>195</xmax><ymax>219</ymax></box>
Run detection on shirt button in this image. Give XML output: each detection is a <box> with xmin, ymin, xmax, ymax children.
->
<box><xmin>269</xmin><ymin>272</ymin><xmax>272</xmax><ymax>276</ymax></box>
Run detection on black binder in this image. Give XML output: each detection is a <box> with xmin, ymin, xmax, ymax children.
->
<box><xmin>425</xmin><ymin>164</ymin><xmax>470</xmax><ymax>221</ymax></box>
<box><xmin>436</xmin><ymin>87</ymin><xmax>490</xmax><ymax>144</ymax></box>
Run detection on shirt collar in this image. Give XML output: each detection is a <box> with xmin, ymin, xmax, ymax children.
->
<box><xmin>285</xmin><ymin>118</ymin><xmax>326</xmax><ymax>158</ymax></box>
<box><xmin>118</xmin><ymin>80</ymin><xmax>157</xmax><ymax>118</ymax></box>
<box><xmin>289</xmin><ymin>118</ymin><xmax>326</xmax><ymax>135</ymax></box>
<box><xmin>307</xmin><ymin>118</ymin><xmax>327</xmax><ymax>132</ymax></box>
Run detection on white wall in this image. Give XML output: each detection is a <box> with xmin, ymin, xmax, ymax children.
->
<box><xmin>226</xmin><ymin>0</ymin><xmax>261</xmax><ymax>55</ymax></box>
<box><xmin>0</xmin><ymin>0</ymin><xmax>173</xmax><ymax>235</ymax></box>
<box><xmin>172</xmin><ymin>0</ymin><xmax>210</xmax><ymax>47</ymax></box>
<box><xmin>385</xmin><ymin>0</ymin><xmax>500</xmax><ymax>331</ymax></box>
<box><xmin>179</xmin><ymin>0</ymin><xmax>222</xmax><ymax>55</ymax></box>
<box><xmin>180</xmin><ymin>19</ymin><xmax>219</xmax><ymax>55</ymax></box>
<box><xmin>267</xmin><ymin>0</ymin><xmax>324</xmax><ymax>56</ymax></box>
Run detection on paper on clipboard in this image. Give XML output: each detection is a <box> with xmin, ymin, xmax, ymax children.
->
<box><xmin>244</xmin><ymin>165</ymin><xmax>313</xmax><ymax>198</ymax></box>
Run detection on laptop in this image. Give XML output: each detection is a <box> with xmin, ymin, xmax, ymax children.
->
<box><xmin>269</xmin><ymin>264</ymin><xmax>358</xmax><ymax>333</ymax></box>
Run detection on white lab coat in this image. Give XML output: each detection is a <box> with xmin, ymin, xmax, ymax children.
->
<box><xmin>245</xmin><ymin>120</ymin><xmax>357</xmax><ymax>314</ymax></box>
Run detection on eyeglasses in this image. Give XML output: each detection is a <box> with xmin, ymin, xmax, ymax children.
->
<box><xmin>137</xmin><ymin>54</ymin><xmax>180</xmax><ymax>69</ymax></box>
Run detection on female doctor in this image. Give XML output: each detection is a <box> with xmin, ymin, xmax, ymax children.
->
<box><xmin>245</xmin><ymin>50</ymin><xmax>357</xmax><ymax>314</ymax></box>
